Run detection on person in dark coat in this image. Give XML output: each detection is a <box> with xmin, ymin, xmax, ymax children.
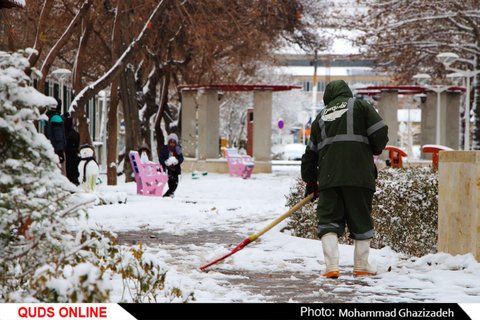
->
<box><xmin>44</xmin><ymin>100</ymin><xmax>66</xmax><ymax>166</ymax></box>
<box><xmin>159</xmin><ymin>133</ymin><xmax>184</xmax><ymax>198</ymax></box>
<box><xmin>301</xmin><ymin>80</ymin><xmax>389</xmax><ymax>279</ymax></box>
<box><xmin>64</xmin><ymin>113</ymin><xmax>80</xmax><ymax>185</ymax></box>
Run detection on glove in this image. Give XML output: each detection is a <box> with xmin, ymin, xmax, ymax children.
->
<box><xmin>304</xmin><ymin>181</ymin><xmax>319</xmax><ymax>202</ymax></box>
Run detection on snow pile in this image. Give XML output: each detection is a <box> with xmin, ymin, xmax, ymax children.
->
<box><xmin>74</xmin><ymin>191</ymin><xmax>127</xmax><ymax>206</ymax></box>
<box><xmin>165</xmin><ymin>156</ymin><xmax>178</xmax><ymax>167</ymax></box>
<box><xmin>96</xmin><ymin>191</ymin><xmax>128</xmax><ymax>205</ymax></box>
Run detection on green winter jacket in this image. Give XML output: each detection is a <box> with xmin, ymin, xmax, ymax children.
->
<box><xmin>301</xmin><ymin>80</ymin><xmax>388</xmax><ymax>191</ymax></box>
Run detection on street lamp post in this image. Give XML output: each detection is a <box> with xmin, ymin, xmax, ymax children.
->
<box><xmin>437</xmin><ymin>52</ymin><xmax>480</xmax><ymax>150</ymax></box>
<box><xmin>413</xmin><ymin>73</ymin><xmax>450</xmax><ymax>145</ymax></box>
<box><xmin>311</xmin><ymin>50</ymin><xmax>318</xmax><ymax>121</ymax></box>
<box><xmin>51</xmin><ymin>68</ymin><xmax>72</xmax><ymax>114</ymax></box>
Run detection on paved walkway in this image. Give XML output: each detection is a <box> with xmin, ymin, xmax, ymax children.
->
<box><xmin>116</xmin><ymin>230</ymin><xmax>425</xmax><ymax>303</ymax></box>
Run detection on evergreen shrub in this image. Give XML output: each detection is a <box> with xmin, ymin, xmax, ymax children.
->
<box><xmin>0</xmin><ymin>49</ymin><xmax>192</xmax><ymax>302</ymax></box>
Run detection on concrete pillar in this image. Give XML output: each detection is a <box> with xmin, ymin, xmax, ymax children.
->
<box><xmin>197</xmin><ymin>90</ymin><xmax>220</xmax><ymax>159</ymax></box>
<box><xmin>445</xmin><ymin>91</ymin><xmax>461</xmax><ymax>150</ymax></box>
<box><xmin>180</xmin><ymin>90</ymin><xmax>220</xmax><ymax>159</ymax></box>
<box><xmin>420</xmin><ymin>91</ymin><xmax>457</xmax><ymax>157</ymax></box>
<box><xmin>253</xmin><ymin>90</ymin><xmax>272</xmax><ymax>172</ymax></box>
<box><xmin>181</xmin><ymin>90</ymin><xmax>197</xmax><ymax>158</ymax></box>
<box><xmin>420</xmin><ymin>92</ymin><xmax>436</xmax><ymax>159</ymax></box>
<box><xmin>438</xmin><ymin>151</ymin><xmax>480</xmax><ymax>261</ymax></box>
<box><xmin>377</xmin><ymin>90</ymin><xmax>398</xmax><ymax>146</ymax></box>
<box><xmin>438</xmin><ymin>91</ymin><xmax>448</xmax><ymax>146</ymax></box>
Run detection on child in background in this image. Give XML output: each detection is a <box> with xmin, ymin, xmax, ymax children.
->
<box><xmin>159</xmin><ymin>133</ymin><xmax>184</xmax><ymax>197</ymax></box>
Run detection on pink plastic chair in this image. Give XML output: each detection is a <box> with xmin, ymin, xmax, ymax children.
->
<box><xmin>129</xmin><ymin>151</ymin><xmax>168</xmax><ymax>196</ymax></box>
<box><xmin>224</xmin><ymin>148</ymin><xmax>255</xmax><ymax>179</ymax></box>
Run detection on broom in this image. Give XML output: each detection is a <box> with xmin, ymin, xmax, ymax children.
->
<box><xmin>200</xmin><ymin>193</ymin><xmax>314</xmax><ymax>271</ymax></box>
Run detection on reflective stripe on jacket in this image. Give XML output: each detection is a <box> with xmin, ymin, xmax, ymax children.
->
<box><xmin>301</xmin><ymin>80</ymin><xmax>388</xmax><ymax>191</ymax></box>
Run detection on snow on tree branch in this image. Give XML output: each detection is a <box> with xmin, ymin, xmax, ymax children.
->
<box><xmin>70</xmin><ymin>0</ymin><xmax>168</xmax><ymax>113</ymax></box>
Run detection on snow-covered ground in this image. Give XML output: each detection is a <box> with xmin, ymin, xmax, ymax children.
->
<box><xmin>72</xmin><ymin>166</ymin><xmax>480</xmax><ymax>303</ymax></box>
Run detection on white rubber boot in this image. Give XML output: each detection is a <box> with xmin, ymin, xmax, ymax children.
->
<box><xmin>321</xmin><ymin>232</ymin><xmax>340</xmax><ymax>278</ymax></box>
<box><xmin>353</xmin><ymin>239</ymin><xmax>377</xmax><ymax>276</ymax></box>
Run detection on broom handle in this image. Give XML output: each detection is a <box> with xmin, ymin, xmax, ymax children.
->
<box><xmin>200</xmin><ymin>194</ymin><xmax>314</xmax><ymax>271</ymax></box>
<box><xmin>249</xmin><ymin>193</ymin><xmax>314</xmax><ymax>242</ymax></box>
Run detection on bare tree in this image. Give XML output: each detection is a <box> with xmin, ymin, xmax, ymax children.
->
<box><xmin>36</xmin><ymin>0</ymin><xmax>94</xmax><ymax>94</ymax></box>
<box><xmin>2</xmin><ymin>0</ymin><xmax>327</xmax><ymax>185</ymax></box>
<box><xmin>335</xmin><ymin>0</ymin><xmax>480</xmax><ymax>148</ymax></box>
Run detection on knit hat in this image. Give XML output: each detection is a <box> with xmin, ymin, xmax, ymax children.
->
<box><xmin>167</xmin><ymin>133</ymin><xmax>179</xmax><ymax>144</ymax></box>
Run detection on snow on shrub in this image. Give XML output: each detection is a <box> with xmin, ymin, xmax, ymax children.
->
<box><xmin>0</xmin><ymin>48</ymin><xmax>81</xmax><ymax>301</ymax></box>
<box><xmin>283</xmin><ymin>178</ymin><xmax>318</xmax><ymax>240</ymax></box>
<box><xmin>283</xmin><ymin>167</ymin><xmax>438</xmax><ymax>257</ymax></box>
<box><xmin>371</xmin><ymin>167</ymin><xmax>438</xmax><ymax>257</ymax></box>
<box><xmin>0</xmin><ymin>49</ymin><xmax>192</xmax><ymax>302</ymax></box>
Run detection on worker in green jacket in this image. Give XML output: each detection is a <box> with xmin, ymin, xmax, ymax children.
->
<box><xmin>301</xmin><ymin>80</ymin><xmax>388</xmax><ymax>279</ymax></box>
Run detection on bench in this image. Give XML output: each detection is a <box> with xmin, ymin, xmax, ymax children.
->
<box><xmin>384</xmin><ymin>146</ymin><xmax>408</xmax><ymax>168</ymax></box>
<box><xmin>224</xmin><ymin>148</ymin><xmax>255</xmax><ymax>179</ymax></box>
<box><xmin>129</xmin><ymin>151</ymin><xmax>168</xmax><ymax>196</ymax></box>
<box><xmin>422</xmin><ymin>145</ymin><xmax>453</xmax><ymax>171</ymax></box>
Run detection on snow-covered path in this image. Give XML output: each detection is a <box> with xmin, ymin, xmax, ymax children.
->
<box><xmin>75</xmin><ymin>167</ymin><xmax>480</xmax><ymax>303</ymax></box>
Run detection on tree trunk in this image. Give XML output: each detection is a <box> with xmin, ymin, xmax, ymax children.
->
<box><xmin>172</xmin><ymin>72</ymin><xmax>182</xmax><ymax>141</ymax></box>
<box><xmin>106</xmin><ymin>81</ymin><xmax>119</xmax><ymax>185</ymax></box>
<box><xmin>26</xmin><ymin>0</ymin><xmax>54</xmax><ymax>74</ymax></box>
<box><xmin>141</xmin><ymin>65</ymin><xmax>163</xmax><ymax>149</ymax></box>
<box><xmin>72</xmin><ymin>13</ymin><xmax>94</xmax><ymax>146</ymax></box>
<box><xmin>119</xmin><ymin>66</ymin><xmax>142</xmax><ymax>182</ymax></box>
<box><xmin>163</xmin><ymin>104</ymin><xmax>175</xmax><ymax>136</ymax></box>
<box><xmin>154</xmin><ymin>71</ymin><xmax>171</xmax><ymax>156</ymax></box>
<box><xmin>72</xmin><ymin>16</ymin><xmax>93</xmax><ymax>93</ymax></box>
<box><xmin>0</xmin><ymin>12</ymin><xmax>15</xmax><ymax>51</ymax></box>
<box><xmin>77</xmin><ymin>106</ymin><xmax>93</xmax><ymax>146</ymax></box>
<box><xmin>69</xmin><ymin>0</ymin><xmax>169</xmax><ymax>129</ymax></box>
<box><xmin>37</xmin><ymin>0</ymin><xmax>94</xmax><ymax>94</ymax></box>
<box><xmin>105</xmin><ymin>0</ymin><xmax>123</xmax><ymax>185</ymax></box>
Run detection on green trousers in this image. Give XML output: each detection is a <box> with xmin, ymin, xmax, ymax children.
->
<box><xmin>316</xmin><ymin>186</ymin><xmax>374</xmax><ymax>240</ymax></box>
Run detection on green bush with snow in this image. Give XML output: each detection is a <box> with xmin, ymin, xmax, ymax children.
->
<box><xmin>0</xmin><ymin>49</ymin><xmax>192</xmax><ymax>302</ymax></box>
<box><xmin>283</xmin><ymin>178</ymin><xmax>318</xmax><ymax>240</ymax></box>
<box><xmin>371</xmin><ymin>167</ymin><xmax>438</xmax><ymax>257</ymax></box>
<box><xmin>284</xmin><ymin>167</ymin><xmax>438</xmax><ymax>257</ymax></box>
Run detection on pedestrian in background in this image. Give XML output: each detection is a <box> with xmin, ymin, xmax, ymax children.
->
<box><xmin>64</xmin><ymin>113</ymin><xmax>80</xmax><ymax>185</ymax></box>
<box><xmin>44</xmin><ymin>99</ymin><xmax>66</xmax><ymax>174</ymax></box>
